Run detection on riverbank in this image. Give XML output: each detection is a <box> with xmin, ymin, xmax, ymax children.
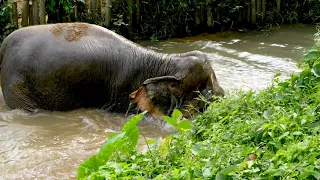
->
<box><xmin>77</xmin><ymin>29</ymin><xmax>320</xmax><ymax>179</ymax></box>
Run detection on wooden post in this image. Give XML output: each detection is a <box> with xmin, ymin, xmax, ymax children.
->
<box><xmin>29</xmin><ymin>0</ymin><xmax>33</xmax><ymax>25</ymax></box>
<box><xmin>33</xmin><ymin>0</ymin><xmax>39</xmax><ymax>25</ymax></box>
<box><xmin>105</xmin><ymin>0</ymin><xmax>112</xmax><ymax>28</ymax></box>
<box><xmin>39</xmin><ymin>0</ymin><xmax>45</xmax><ymax>24</ymax></box>
<box><xmin>128</xmin><ymin>0</ymin><xmax>133</xmax><ymax>33</ymax></box>
<box><xmin>276</xmin><ymin>0</ymin><xmax>281</xmax><ymax>13</ymax></box>
<box><xmin>22</xmin><ymin>0</ymin><xmax>30</xmax><ymax>27</ymax></box>
<box><xmin>251</xmin><ymin>0</ymin><xmax>256</xmax><ymax>24</ymax></box>
<box><xmin>12</xmin><ymin>0</ymin><xmax>18</xmax><ymax>28</ymax></box>
<box><xmin>262</xmin><ymin>0</ymin><xmax>266</xmax><ymax>20</ymax></box>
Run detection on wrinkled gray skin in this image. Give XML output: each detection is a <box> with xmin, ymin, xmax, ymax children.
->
<box><xmin>0</xmin><ymin>23</ymin><xmax>224</xmax><ymax>117</ymax></box>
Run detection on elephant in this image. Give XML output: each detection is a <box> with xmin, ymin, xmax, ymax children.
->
<box><xmin>0</xmin><ymin>22</ymin><xmax>225</xmax><ymax>119</ymax></box>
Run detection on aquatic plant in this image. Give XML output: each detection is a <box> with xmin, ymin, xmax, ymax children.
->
<box><xmin>76</xmin><ymin>28</ymin><xmax>320</xmax><ymax>179</ymax></box>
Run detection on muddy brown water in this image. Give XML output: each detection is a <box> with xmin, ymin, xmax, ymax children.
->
<box><xmin>0</xmin><ymin>25</ymin><xmax>317</xmax><ymax>179</ymax></box>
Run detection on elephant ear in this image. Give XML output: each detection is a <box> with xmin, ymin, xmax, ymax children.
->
<box><xmin>129</xmin><ymin>76</ymin><xmax>181</xmax><ymax>117</ymax></box>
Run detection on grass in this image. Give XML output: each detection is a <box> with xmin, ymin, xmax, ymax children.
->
<box><xmin>76</xmin><ymin>29</ymin><xmax>320</xmax><ymax>179</ymax></box>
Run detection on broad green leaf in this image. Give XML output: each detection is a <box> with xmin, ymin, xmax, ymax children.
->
<box><xmin>215</xmin><ymin>173</ymin><xmax>226</xmax><ymax>180</ymax></box>
<box><xmin>220</xmin><ymin>165</ymin><xmax>239</xmax><ymax>175</ymax></box>
<box><xmin>177</xmin><ymin>120</ymin><xmax>192</xmax><ymax>130</ymax></box>
<box><xmin>172</xmin><ymin>109</ymin><xmax>183</xmax><ymax>121</ymax></box>
<box><xmin>312</xmin><ymin>63</ymin><xmax>320</xmax><ymax>77</ymax></box>
<box><xmin>121</xmin><ymin>111</ymin><xmax>146</xmax><ymax>150</ymax></box>
<box><xmin>163</xmin><ymin>115</ymin><xmax>177</xmax><ymax>126</ymax></box>
<box><xmin>313</xmin><ymin>171</ymin><xmax>320</xmax><ymax>180</ymax></box>
<box><xmin>100</xmin><ymin>132</ymin><xmax>126</xmax><ymax>152</ymax></box>
<box><xmin>147</xmin><ymin>138</ymin><xmax>157</xmax><ymax>145</ymax></box>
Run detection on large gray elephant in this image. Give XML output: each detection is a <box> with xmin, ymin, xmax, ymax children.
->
<box><xmin>0</xmin><ymin>23</ymin><xmax>224</xmax><ymax>118</ymax></box>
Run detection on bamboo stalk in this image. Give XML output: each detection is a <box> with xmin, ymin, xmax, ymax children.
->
<box><xmin>97</xmin><ymin>0</ymin><xmax>102</xmax><ymax>17</ymax></box>
<box><xmin>136</xmin><ymin>0</ymin><xmax>140</xmax><ymax>26</ymax></box>
<box><xmin>85</xmin><ymin>0</ymin><xmax>89</xmax><ymax>11</ymax></box>
<box><xmin>105</xmin><ymin>0</ymin><xmax>112</xmax><ymax>28</ymax></box>
<box><xmin>262</xmin><ymin>0</ymin><xmax>266</xmax><ymax>20</ymax></box>
<box><xmin>207</xmin><ymin>6</ymin><xmax>213</xmax><ymax>27</ymax></box>
<box><xmin>276</xmin><ymin>0</ymin><xmax>281</xmax><ymax>13</ymax></box>
<box><xmin>29</xmin><ymin>0</ymin><xmax>33</xmax><ymax>25</ymax></box>
<box><xmin>39</xmin><ymin>0</ymin><xmax>45</xmax><ymax>24</ymax></box>
<box><xmin>22</xmin><ymin>0</ymin><xmax>29</xmax><ymax>27</ymax></box>
<box><xmin>12</xmin><ymin>0</ymin><xmax>18</xmax><ymax>28</ymax></box>
<box><xmin>251</xmin><ymin>0</ymin><xmax>256</xmax><ymax>24</ymax></box>
<box><xmin>128</xmin><ymin>0</ymin><xmax>133</xmax><ymax>33</ymax></box>
<box><xmin>91</xmin><ymin>0</ymin><xmax>98</xmax><ymax>22</ymax></box>
<box><xmin>247</xmin><ymin>1</ymin><xmax>251</xmax><ymax>23</ymax></box>
<box><xmin>74</xmin><ymin>1</ymin><xmax>78</xmax><ymax>22</ymax></box>
<box><xmin>32</xmin><ymin>0</ymin><xmax>38</xmax><ymax>25</ymax></box>
<box><xmin>200</xmin><ymin>5</ymin><xmax>205</xmax><ymax>24</ymax></box>
<box><xmin>195</xmin><ymin>5</ymin><xmax>201</xmax><ymax>25</ymax></box>
<box><xmin>256</xmin><ymin>0</ymin><xmax>261</xmax><ymax>20</ymax></box>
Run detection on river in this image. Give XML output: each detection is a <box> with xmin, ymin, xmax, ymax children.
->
<box><xmin>0</xmin><ymin>24</ymin><xmax>317</xmax><ymax>179</ymax></box>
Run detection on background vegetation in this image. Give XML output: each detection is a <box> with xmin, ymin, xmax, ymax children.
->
<box><xmin>1</xmin><ymin>0</ymin><xmax>320</xmax><ymax>43</ymax></box>
<box><xmin>76</xmin><ymin>28</ymin><xmax>320</xmax><ymax>179</ymax></box>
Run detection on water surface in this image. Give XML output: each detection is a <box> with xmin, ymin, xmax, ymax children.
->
<box><xmin>0</xmin><ymin>25</ymin><xmax>317</xmax><ymax>179</ymax></box>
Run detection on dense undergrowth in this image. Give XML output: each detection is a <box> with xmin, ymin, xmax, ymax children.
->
<box><xmin>1</xmin><ymin>0</ymin><xmax>320</xmax><ymax>42</ymax></box>
<box><xmin>76</xmin><ymin>28</ymin><xmax>320</xmax><ymax>179</ymax></box>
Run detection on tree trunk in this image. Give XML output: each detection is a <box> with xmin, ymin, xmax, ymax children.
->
<box><xmin>128</xmin><ymin>0</ymin><xmax>133</xmax><ymax>34</ymax></box>
<box><xmin>251</xmin><ymin>0</ymin><xmax>256</xmax><ymax>24</ymax></box>
<box><xmin>276</xmin><ymin>0</ymin><xmax>281</xmax><ymax>13</ymax></box>
<box><xmin>207</xmin><ymin>6</ymin><xmax>212</xmax><ymax>27</ymax></box>
<box><xmin>91</xmin><ymin>0</ymin><xmax>97</xmax><ymax>22</ymax></box>
<box><xmin>105</xmin><ymin>0</ymin><xmax>112</xmax><ymax>28</ymax></box>
<box><xmin>22</xmin><ymin>0</ymin><xmax>29</xmax><ymax>27</ymax></box>
<box><xmin>12</xmin><ymin>0</ymin><xmax>18</xmax><ymax>28</ymax></box>
<box><xmin>262</xmin><ymin>0</ymin><xmax>266</xmax><ymax>20</ymax></box>
<box><xmin>39</xmin><ymin>0</ymin><xmax>45</xmax><ymax>24</ymax></box>
<box><xmin>256</xmin><ymin>0</ymin><xmax>261</xmax><ymax>20</ymax></box>
<box><xmin>29</xmin><ymin>0</ymin><xmax>33</xmax><ymax>25</ymax></box>
<box><xmin>33</xmin><ymin>0</ymin><xmax>38</xmax><ymax>25</ymax></box>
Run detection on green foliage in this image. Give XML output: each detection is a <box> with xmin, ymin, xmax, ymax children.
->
<box><xmin>46</xmin><ymin>0</ymin><xmax>89</xmax><ymax>23</ymax></box>
<box><xmin>108</xmin><ymin>0</ymin><xmax>320</xmax><ymax>40</ymax></box>
<box><xmin>163</xmin><ymin>109</ymin><xmax>192</xmax><ymax>132</ymax></box>
<box><xmin>77</xmin><ymin>29</ymin><xmax>320</xmax><ymax>179</ymax></box>
<box><xmin>77</xmin><ymin>111</ymin><xmax>147</xmax><ymax>179</ymax></box>
<box><xmin>0</xmin><ymin>4</ymin><xmax>16</xmax><ymax>43</ymax></box>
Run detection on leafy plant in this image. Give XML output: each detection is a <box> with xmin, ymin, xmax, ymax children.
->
<box><xmin>0</xmin><ymin>4</ymin><xmax>16</xmax><ymax>43</ymax></box>
<box><xmin>77</xmin><ymin>111</ymin><xmax>147</xmax><ymax>179</ymax></box>
<box><xmin>162</xmin><ymin>109</ymin><xmax>191</xmax><ymax>132</ymax></box>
